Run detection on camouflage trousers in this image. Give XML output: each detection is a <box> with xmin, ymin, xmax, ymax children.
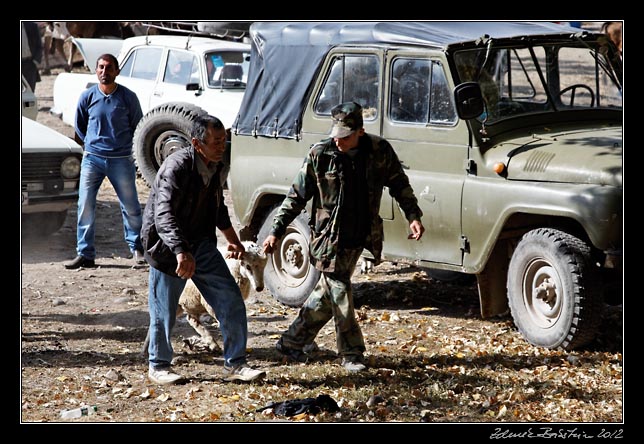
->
<box><xmin>280</xmin><ymin>247</ymin><xmax>366</xmax><ymax>358</ymax></box>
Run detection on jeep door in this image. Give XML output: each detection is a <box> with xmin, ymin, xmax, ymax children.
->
<box><xmin>380</xmin><ymin>50</ymin><xmax>470</xmax><ymax>266</ymax></box>
<box><xmin>302</xmin><ymin>48</ymin><xmax>469</xmax><ymax>266</ymax></box>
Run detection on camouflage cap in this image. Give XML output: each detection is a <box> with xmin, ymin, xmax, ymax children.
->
<box><xmin>330</xmin><ymin>102</ymin><xmax>364</xmax><ymax>138</ymax></box>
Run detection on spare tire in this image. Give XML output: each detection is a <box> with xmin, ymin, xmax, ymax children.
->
<box><xmin>133</xmin><ymin>103</ymin><xmax>208</xmax><ymax>186</ymax></box>
<box><xmin>258</xmin><ymin>205</ymin><xmax>320</xmax><ymax>307</ymax></box>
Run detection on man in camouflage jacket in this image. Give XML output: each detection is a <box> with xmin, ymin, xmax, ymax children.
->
<box><xmin>263</xmin><ymin>102</ymin><xmax>425</xmax><ymax>372</ymax></box>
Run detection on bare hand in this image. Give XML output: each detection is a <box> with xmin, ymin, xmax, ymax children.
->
<box><xmin>407</xmin><ymin>220</ymin><xmax>425</xmax><ymax>241</ymax></box>
<box><xmin>263</xmin><ymin>235</ymin><xmax>278</xmax><ymax>254</ymax></box>
<box><xmin>175</xmin><ymin>252</ymin><xmax>196</xmax><ymax>279</ymax></box>
<box><xmin>226</xmin><ymin>242</ymin><xmax>245</xmax><ymax>260</ymax></box>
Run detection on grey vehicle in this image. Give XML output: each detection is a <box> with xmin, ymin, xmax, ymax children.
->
<box><xmin>21</xmin><ymin>116</ymin><xmax>83</xmax><ymax>236</ymax></box>
<box><xmin>228</xmin><ymin>22</ymin><xmax>622</xmax><ymax>350</ymax></box>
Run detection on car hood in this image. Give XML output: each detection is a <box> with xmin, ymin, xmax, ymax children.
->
<box><xmin>70</xmin><ymin>37</ymin><xmax>124</xmax><ymax>74</ymax></box>
<box><xmin>495</xmin><ymin>126</ymin><xmax>622</xmax><ymax>187</ymax></box>
<box><xmin>21</xmin><ymin>117</ymin><xmax>83</xmax><ymax>153</ymax></box>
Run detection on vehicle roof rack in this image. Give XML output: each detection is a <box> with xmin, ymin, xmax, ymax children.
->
<box><xmin>139</xmin><ymin>21</ymin><xmax>250</xmax><ymax>41</ymax></box>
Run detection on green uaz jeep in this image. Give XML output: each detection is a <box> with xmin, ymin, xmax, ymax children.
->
<box><xmin>229</xmin><ymin>22</ymin><xmax>622</xmax><ymax>350</ymax></box>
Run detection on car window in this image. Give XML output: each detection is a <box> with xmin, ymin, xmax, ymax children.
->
<box><xmin>206</xmin><ymin>51</ymin><xmax>250</xmax><ymax>88</ymax></box>
<box><xmin>429</xmin><ymin>61</ymin><xmax>457</xmax><ymax>124</ymax></box>
<box><xmin>389</xmin><ymin>57</ymin><xmax>456</xmax><ymax>125</ymax></box>
<box><xmin>314</xmin><ymin>55</ymin><xmax>380</xmax><ymax>119</ymax></box>
<box><xmin>164</xmin><ymin>50</ymin><xmax>199</xmax><ymax>85</ymax></box>
<box><xmin>120</xmin><ymin>47</ymin><xmax>163</xmax><ymax>81</ymax></box>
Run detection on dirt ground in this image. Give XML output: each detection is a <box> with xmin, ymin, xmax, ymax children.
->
<box><xmin>20</xmin><ymin>66</ymin><xmax>624</xmax><ymax>430</ymax></box>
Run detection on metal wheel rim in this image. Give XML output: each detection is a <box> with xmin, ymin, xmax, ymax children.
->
<box><xmin>272</xmin><ymin>228</ymin><xmax>311</xmax><ymax>287</ymax></box>
<box><xmin>153</xmin><ymin>130</ymin><xmax>190</xmax><ymax>167</ymax></box>
<box><xmin>522</xmin><ymin>258</ymin><xmax>563</xmax><ymax>329</ymax></box>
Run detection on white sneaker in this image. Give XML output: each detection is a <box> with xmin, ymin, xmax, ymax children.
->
<box><xmin>223</xmin><ymin>365</ymin><xmax>266</xmax><ymax>382</ymax></box>
<box><xmin>341</xmin><ymin>357</ymin><xmax>367</xmax><ymax>373</ymax></box>
<box><xmin>148</xmin><ymin>367</ymin><xmax>182</xmax><ymax>385</ymax></box>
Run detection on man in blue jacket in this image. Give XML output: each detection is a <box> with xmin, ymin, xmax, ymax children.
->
<box><xmin>65</xmin><ymin>54</ymin><xmax>145</xmax><ymax>269</ymax></box>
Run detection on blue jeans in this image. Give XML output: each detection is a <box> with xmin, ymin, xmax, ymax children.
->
<box><xmin>76</xmin><ymin>153</ymin><xmax>143</xmax><ymax>259</ymax></box>
<box><xmin>147</xmin><ymin>239</ymin><xmax>249</xmax><ymax>369</ymax></box>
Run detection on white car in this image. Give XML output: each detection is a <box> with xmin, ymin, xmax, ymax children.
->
<box><xmin>52</xmin><ymin>34</ymin><xmax>250</xmax><ymax>185</ymax></box>
<box><xmin>21</xmin><ymin>116</ymin><xmax>83</xmax><ymax>236</ymax></box>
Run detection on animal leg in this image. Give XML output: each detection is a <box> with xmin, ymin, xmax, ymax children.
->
<box><xmin>185</xmin><ymin>313</ymin><xmax>221</xmax><ymax>353</ymax></box>
<box><xmin>199</xmin><ymin>296</ymin><xmax>221</xmax><ymax>328</ymax></box>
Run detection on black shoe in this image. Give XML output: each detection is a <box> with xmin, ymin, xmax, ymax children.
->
<box><xmin>64</xmin><ymin>255</ymin><xmax>96</xmax><ymax>269</ymax></box>
<box><xmin>276</xmin><ymin>338</ymin><xmax>308</xmax><ymax>363</ymax></box>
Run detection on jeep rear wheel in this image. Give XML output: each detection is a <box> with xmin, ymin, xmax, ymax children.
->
<box><xmin>133</xmin><ymin>103</ymin><xmax>208</xmax><ymax>186</ymax></box>
<box><xmin>258</xmin><ymin>206</ymin><xmax>320</xmax><ymax>307</ymax></box>
<box><xmin>507</xmin><ymin>228</ymin><xmax>602</xmax><ymax>350</ymax></box>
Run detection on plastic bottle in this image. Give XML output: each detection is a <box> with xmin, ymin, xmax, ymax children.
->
<box><xmin>60</xmin><ymin>405</ymin><xmax>97</xmax><ymax>419</ymax></box>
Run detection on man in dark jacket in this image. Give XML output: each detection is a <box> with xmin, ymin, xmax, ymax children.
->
<box><xmin>141</xmin><ymin>114</ymin><xmax>265</xmax><ymax>385</ymax></box>
<box><xmin>263</xmin><ymin>102</ymin><xmax>425</xmax><ymax>372</ymax></box>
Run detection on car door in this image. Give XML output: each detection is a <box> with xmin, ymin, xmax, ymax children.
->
<box><xmin>148</xmin><ymin>49</ymin><xmax>202</xmax><ymax>111</ymax></box>
<box><xmin>118</xmin><ymin>45</ymin><xmax>163</xmax><ymax>115</ymax></box>
<box><xmin>380</xmin><ymin>50</ymin><xmax>470</xmax><ymax>266</ymax></box>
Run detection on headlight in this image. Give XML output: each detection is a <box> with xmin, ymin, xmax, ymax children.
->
<box><xmin>61</xmin><ymin>156</ymin><xmax>81</xmax><ymax>179</ymax></box>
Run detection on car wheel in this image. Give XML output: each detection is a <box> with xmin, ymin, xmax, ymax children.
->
<box><xmin>22</xmin><ymin>211</ymin><xmax>68</xmax><ymax>237</ymax></box>
<box><xmin>133</xmin><ymin>103</ymin><xmax>208</xmax><ymax>187</ymax></box>
<box><xmin>257</xmin><ymin>206</ymin><xmax>320</xmax><ymax>307</ymax></box>
<box><xmin>507</xmin><ymin>228</ymin><xmax>602</xmax><ymax>350</ymax></box>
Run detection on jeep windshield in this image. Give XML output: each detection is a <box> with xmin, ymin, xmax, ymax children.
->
<box><xmin>453</xmin><ymin>36</ymin><xmax>622</xmax><ymax>137</ymax></box>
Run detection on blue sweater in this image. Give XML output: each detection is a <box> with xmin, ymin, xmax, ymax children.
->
<box><xmin>75</xmin><ymin>84</ymin><xmax>143</xmax><ymax>158</ymax></box>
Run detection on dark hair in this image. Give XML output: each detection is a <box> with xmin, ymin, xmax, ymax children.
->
<box><xmin>96</xmin><ymin>53</ymin><xmax>119</xmax><ymax>70</ymax></box>
<box><xmin>191</xmin><ymin>114</ymin><xmax>224</xmax><ymax>142</ymax></box>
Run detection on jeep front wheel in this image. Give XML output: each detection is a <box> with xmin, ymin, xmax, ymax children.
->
<box><xmin>258</xmin><ymin>206</ymin><xmax>320</xmax><ymax>307</ymax></box>
<box><xmin>507</xmin><ymin>228</ymin><xmax>602</xmax><ymax>350</ymax></box>
<box><xmin>133</xmin><ymin>103</ymin><xmax>208</xmax><ymax>186</ymax></box>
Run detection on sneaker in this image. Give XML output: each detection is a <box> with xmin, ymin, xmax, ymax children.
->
<box><xmin>223</xmin><ymin>365</ymin><xmax>266</xmax><ymax>382</ymax></box>
<box><xmin>148</xmin><ymin>367</ymin><xmax>183</xmax><ymax>385</ymax></box>
<box><xmin>133</xmin><ymin>249</ymin><xmax>146</xmax><ymax>265</ymax></box>
<box><xmin>64</xmin><ymin>255</ymin><xmax>96</xmax><ymax>269</ymax></box>
<box><xmin>276</xmin><ymin>338</ymin><xmax>308</xmax><ymax>363</ymax></box>
<box><xmin>341</xmin><ymin>356</ymin><xmax>367</xmax><ymax>373</ymax></box>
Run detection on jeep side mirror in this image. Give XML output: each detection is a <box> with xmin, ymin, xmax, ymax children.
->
<box><xmin>186</xmin><ymin>83</ymin><xmax>201</xmax><ymax>91</ymax></box>
<box><xmin>454</xmin><ymin>82</ymin><xmax>484</xmax><ymax>120</ymax></box>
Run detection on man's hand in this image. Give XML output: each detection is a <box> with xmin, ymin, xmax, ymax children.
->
<box><xmin>263</xmin><ymin>235</ymin><xmax>279</xmax><ymax>254</ymax></box>
<box><xmin>407</xmin><ymin>220</ymin><xmax>425</xmax><ymax>241</ymax></box>
<box><xmin>175</xmin><ymin>252</ymin><xmax>196</xmax><ymax>279</ymax></box>
<box><xmin>226</xmin><ymin>242</ymin><xmax>245</xmax><ymax>260</ymax></box>
<box><xmin>219</xmin><ymin>226</ymin><xmax>245</xmax><ymax>259</ymax></box>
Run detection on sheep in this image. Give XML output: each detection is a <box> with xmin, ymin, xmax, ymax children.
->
<box><xmin>142</xmin><ymin>241</ymin><xmax>267</xmax><ymax>355</ymax></box>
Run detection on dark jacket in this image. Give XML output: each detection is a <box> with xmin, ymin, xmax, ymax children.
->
<box><xmin>141</xmin><ymin>146</ymin><xmax>231</xmax><ymax>276</ymax></box>
<box><xmin>270</xmin><ymin>133</ymin><xmax>423</xmax><ymax>271</ymax></box>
